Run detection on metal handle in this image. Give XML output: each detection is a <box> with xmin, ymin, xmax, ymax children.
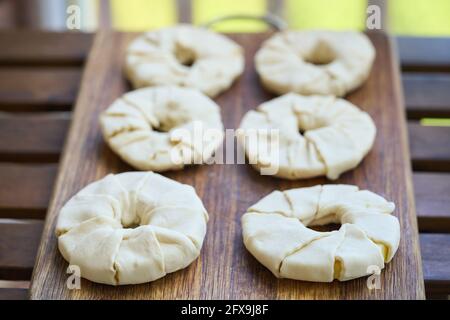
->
<box><xmin>202</xmin><ymin>13</ymin><xmax>287</xmax><ymax>31</ymax></box>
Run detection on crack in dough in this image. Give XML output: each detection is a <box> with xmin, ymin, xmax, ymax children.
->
<box><xmin>238</xmin><ymin>93</ymin><xmax>376</xmax><ymax>180</ymax></box>
<box><xmin>241</xmin><ymin>185</ymin><xmax>400</xmax><ymax>282</ymax></box>
<box><xmin>56</xmin><ymin>172</ymin><xmax>208</xmax><ymax>285</ymax></box>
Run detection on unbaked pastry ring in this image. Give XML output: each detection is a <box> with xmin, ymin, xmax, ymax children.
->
<box><xmin>100</xmin><ymin>86</ymin><xmax>224</xmax><ymax>172</ymax></box>
<box><xmin>237</xmin><ymin>93</ymin><xmax>376</xmax><ymax>180</ymax></box>
<box><xmin>242</xmin><ymin>185</ymin><xmax>400</xmax><ymax>282</ymax></box>
<box><xmin>126</xmin><ymin>24</ymin><xmax>244</xmax><ymax>97</ymax></box>
<box><xmin>255</xmin><ymin>30</ymin><xmax>375</xmax><ymax>96</ymax></box>
<box><xmin>56</xmin><ymin>172</ymin><xmax>208</xmax><ymax>285</ymax></box>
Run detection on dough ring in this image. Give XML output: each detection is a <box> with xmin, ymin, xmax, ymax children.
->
<box><xmin>125</xmin><ymin>24</ymin><xmax>244</xmax><ymax>97</ymax></box>
<box><xmin>237</xmin><ymin>93</ymin><xmax>376</xmax><ymax>180</ymax></box>
<box><xmin>242</xmin><ymin>185</ymin><xmax>400</xmax><ymax>282</ymax></box>
<box><xmin>255</xmin><ymin>30</ymin><xmax>375</xmax><ymax>96</ymax></box>
<box><xmin>56</xmin><ymin>172</ymin><xmax>208</xmax><ymax>285</ymax></box>
<box><xmin>100</xmin><ymin>86</ymin><xmax>224</xmax><ymax>172</ymax></box>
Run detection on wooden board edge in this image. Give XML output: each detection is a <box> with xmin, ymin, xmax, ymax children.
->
<box><xmin>28</xmin><ymin>31</ymin><xmax>108</xmax><ymax>300</ymax></box>
<box><xmin>388</xmin><ymin>35</ymin><xmax>425</xmax><ymax>299</ymax></box>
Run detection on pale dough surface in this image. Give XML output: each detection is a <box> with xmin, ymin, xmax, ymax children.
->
<box><xmin>255</xmin><ymin>30</ymin><xmax>375</xmax><ymax>96</ymax></box>
<box><xmin>242</xmin><ymin>185</ymin><xmax>400</xmax><ymax>282</ymax></box>
<box><xmin>237</xmin><ymin>93</ymin><xmax>376</xmax><ymax>180</ymax></box>
<box><xmin>100</xmin><ymin>86</ymin><xmax>224</xmax><ymax>172</ymax></box>
<box><xmin>126</xmin><ymin>24</ymin><xmax>244</xmax><ymax>97</ymax></box>
<box><xmin>56</xmin><ymin>171</ymin><xmax>208</xmax><ymax>285</ymax></box>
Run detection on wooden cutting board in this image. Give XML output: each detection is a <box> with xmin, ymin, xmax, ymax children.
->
<box><xmin>29</xmin><ymin>31</ymin><xmax>425</xmax><ymax>299</ymax></box>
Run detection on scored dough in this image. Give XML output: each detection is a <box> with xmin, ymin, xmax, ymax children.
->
<box><xmin>56</xmin><ymin>171</ymin><xmax>208</xmax><ymax>285</ymax></box>
<box><xmin>255</xmin><ymin>30</ymin><xmax>375</xmax><ymax>96</ymax></box>
<box><xmin>100</xmin><ymin>86</ymin><xmax>224</xmax><ymax>172</ymax></box>
<box><xmin>242</xmin><ymin>185</ymin><xmax>400</xmax><ymax>282</ymax></box>
<box><xmin>237</xmin><ymin>93</ymin><xmax>376</xmax><ymax>180</ymax></box>
<box><xmin>126</xmin><ymin>24</ymin><xmax>244</xmax><ymax>97</ymax></box>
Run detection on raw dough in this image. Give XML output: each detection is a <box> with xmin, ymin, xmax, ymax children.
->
<box><xmin>56</xmin><ymin>171</ymin><xmax>208</xmax><ymax>285</ymax></box>
<box><xmin>255</xmin><ymin>30</ymin><xmax>375</xmax><ymax>96</ymax></box>
<box><xmin>242</xmin><ymin>185</ymin><xmax>400</xmax><ymax>282</ymax></box>
<box><xmin>126</xmin><ymin>24</ymin><xmax>244</xmax><ymax>97</ymax></box>
<box><xmin>237</xmin><ymin>93</ymin><xmax>376</xmax><ymax>180</ymax></box>
<box><xmin>100</xmin><ymin>86</ymin><xmax>224</xmax><ymax>172</ymax></box>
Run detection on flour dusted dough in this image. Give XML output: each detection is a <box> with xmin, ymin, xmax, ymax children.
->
<box><xmin>237</xmin><ymin>93</ymin><xmax>376</xmax><ymax>180</ymax></box>
<box><xmin>100</xmin><ymin>86</ymin><xmax>224</xmax><ymax>172</ymax></box>
<box><xmin>255</xmin><ymin>30</ymin><xmax>375</xmax><ymax>96</ymax></box>
<box><xmin>242</xmin><ymin>185</ymin><xmax>400</xmax><ymax>282</ymax></box>
<box><xmin>126</xmin><ymin>24</ymin><xmax>244</xmax><ymax>97</ymax></box>
<box><xmin>56</xmin><ymin>172</ymin><xmax>208</xmax><ymax>285</ymax></box>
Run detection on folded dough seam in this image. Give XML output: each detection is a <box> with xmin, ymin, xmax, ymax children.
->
<box><xmin>239</xmin><ymin>94</ymin><xmax>375</xmax><ymax>180</ymax></box>
<box><xmin>57</xmin><ymin>172</ymin><xmax>207</xmax><ymax>250</ymax></box>
<box><xmin>244</xmin><ymin>185</ymin><xmax>394</xmax><ymax>274</ymax></box>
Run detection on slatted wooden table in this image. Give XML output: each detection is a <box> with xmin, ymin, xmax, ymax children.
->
<box><xmin>0</xmin><ymin>31</ymin><xmax>449</xmax><ymax>300</ymax></box>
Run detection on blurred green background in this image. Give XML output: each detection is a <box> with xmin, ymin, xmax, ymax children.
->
<box><xmin>5</xmin><ymin>0</ymin><xmax>448</xmax><ymax>36</ymax></box>
<box><xmin>108</xmin><ymin>0</ymin><xmax>450</xmax><ymax>36</ymax></box>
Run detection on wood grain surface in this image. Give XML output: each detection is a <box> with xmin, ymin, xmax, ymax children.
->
<box><xmin>0</xmin><ymin>288</ymin><xmax>29</xmax><ymax>300</ymax></box>
<box><xmin>414</xmin><ymin>173</ymin><xmax>450</xmax><ymax>233</ymax></box>
<box><xmin>0</xmin><ymin>163</ymin><xmax>57</xmax><ymax>219</ymax></box>
<box><xmin>0</xmin><ymin>31</ymin><xmax>92</xmax><ymax>66</ymax></box>
<box><xmin>397</xmin><ymin>36</ymin><xmax>450</xmax><ymax>72</ymax></box>
<box><xmin>0</xmin><ymin>68</ymin><xmax>81</xmax><ymax>111</ymax></box>
<box><xmin>0</xmin><ymin>112</ymin><xmax>69</xmax><ymax>162</ymax></box>
<box><xmin>0</xmin><ymin>220</ymin><xmax>43</xmax><ymax>279</ymax></box>
<box><xmin>403</xmin><ymin>73</ymin><xmax>450</xmax><ymax>119</ymax></box>
<box><xmin>409</xmin><ymin>122</ymin><xmax>450</xmax><ymax>172</ymax></box>
<box><xmin>29</xmin><ymin>31</ymin><xmax>425</xmax><ymax>299</ymax></box>
<box><xmin>420</xmin><ymin>234</ymin><xmax>450</xmax><ymax>295</ymax></box>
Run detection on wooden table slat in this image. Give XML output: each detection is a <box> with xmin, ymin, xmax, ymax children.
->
<box><xmin>398</xmin><ymin>36</ymin><xmax>450</xmax><ymax>71</ymax></box>
<box><xmin>0</xmin><ymin>68</ymin><xmax>81</xmax><ymax>111</ymax></box>
<box><xmin>0</xmin><ymin>220</ymin><xmax>43</xmax><ymax>280</ymax></box>
<box><xmin>404</xmin><ymin>73</ymin><xmax>450</xmax><ymax>119</ymax></box>
<box><xmin>420</xmin><ymin>233</ymin><xmax>450</xmax><ymax>295</ymax></box>
<box><xmin>0</xmin><ymin>163</ymin><xmax>57</xmax><ymax>219</ymax></box>
<box><xmin>0</xmin><ymin>112</ymin><xmax>69</xmax><ymax>162</ymax></box>
<box><xmin>0</xmin><ymin>31</ymin><xmax>92</xmax><ymax>66</ymax></box>
<box><xmin>414</xmin><ymin>172</ymin><xmax>450</xmax><ymax>233</ymax></box>
<box><xmin>409</xmin><ymin>122</ymin><xmax>450</xmax><ymax>172</ymax></box>
<box><xmin>0</xmin><ymin>288</ymin><xmax>29</xmax><ymax>300</ymax></box>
